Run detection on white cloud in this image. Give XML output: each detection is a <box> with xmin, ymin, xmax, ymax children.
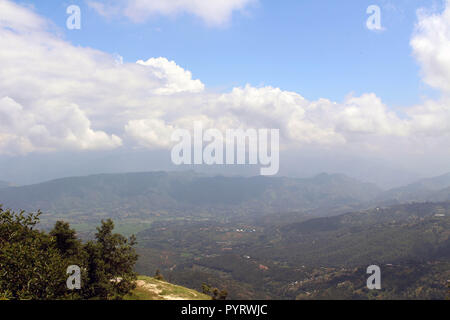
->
<box><xmin>2</xmin><ymin>0</ymin><xmax>450</xmax><ymax>165</ymax></box>
<box><xmin>88</xmin><ymin>0</ymin><xmax>257</xmax><ymax>26</ymax></box>
<box><xmin>0</xmin><ymin>0</ymin><xmax>204</xmax><ymax>154</ymax></box>
<box><xmin>0</xmin><ymin>0</ymin><xmax>47</xmax><ymax>32</ymax></box>
<box><xmin>125</xmin><ymin>119</ymin><xmax>175</xmax><ymax>149</ymax></box>
<box><xmin>137</xmin><ymin>58</ymin><xmax>204</xmax><ymax>94</ymax></box>
<box><xmin>334</xmin><ymin>94</ymin><xmax>409</xmax><ymax>137</ymax></box>
<box><xmin>407</xmin><ymin>97</ymin><xmax>450</xmax><ymax>135</ymax></box>
<box><xmin>411</xmin><ymin>0</ymin><xmax>450</xmax><ymax>94</ymax></box>
<box><xmin>87</xmin><ymin>1</ymin><xmax>120</xmax><ymax>18</ymax></box>
<box><xmin>0</xmin><ymin>97</ymin><xmax>122</xmax><ymax>155</ymax></box>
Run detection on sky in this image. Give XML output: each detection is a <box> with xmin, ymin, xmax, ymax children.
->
<box><xmin>32</xmin><ymin>0</ymin><xmax>437</xmax><ymax>105</ymax></box>
<box><xmin>1</xmin><ymin>0</ymin><xmax>450</xmax><ymax>187</ymax></box>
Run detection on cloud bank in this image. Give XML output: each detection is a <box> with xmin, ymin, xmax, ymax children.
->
<box><xmin>1</xmin><ymin>0</ymin><xmax>450</xmax><ymax>168</ymax></box>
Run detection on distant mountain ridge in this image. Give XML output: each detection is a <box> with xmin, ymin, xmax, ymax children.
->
<box><xmin>5</xmin><ymin>170</ymin><xmax>450</xmax><ymax>229</ymax></box>
<box><xmin>0</xmin><ymin>171</ymin><xmax>382</xmax><ymax>227</ymax></box>
<box><xmin>377</xmin><ymin>172</ymin><xmax>450</xmax><ymax>204</ymax></box>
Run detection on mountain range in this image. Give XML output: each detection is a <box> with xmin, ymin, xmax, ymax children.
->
<box><xmin>2</xmin><ymin>170</ymin><xmax>450</xmax><ymax>230</ymax></box>
<box><xmin>0</xmin><ymin>171</ymin><xmax>381</xmax><ymax>228</ymax></box>
<box><xmin>376</xmin><ymin>172</ymin><xmax>450</xmax><ymax>204</ymax></box>
<box><xmin>1</xmin><ymin>170</ymin><xmax>449</xmax><ymax>299</ymax></box>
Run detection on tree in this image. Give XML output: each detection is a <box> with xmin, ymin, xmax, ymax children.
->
<box><xmin>50</xmin><ymin>221</ymin><xmax>82</xmax><ymax>259</ymax></box>
<box><xmin>0</xmin><ymin>207</ymin><xmax>68</xmax><ymax>299</ymax></box>
<box><xmin>0</xmin><ymin>207</ymin><xmax>139</xmax><ymax>300</ymax></box>
<box><xmin>154</xmin><ymin>269</ymin><xmax>164</xmax><ymax>281</ymax></box>
<box><xmin>83</xmin><ymin>219</ymin><xmax>138</xmax><ymax>300</ymax></box>
<box><xmin>202</xmin><ymin>283</ymin><xmax>228</xmax><ymax>300</ymax></box>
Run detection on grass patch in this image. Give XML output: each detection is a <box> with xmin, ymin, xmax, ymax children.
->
<box><xmin>125</xmin><ymin>275</ymin><xmax>211</xmax><ymax>300</ymax></box>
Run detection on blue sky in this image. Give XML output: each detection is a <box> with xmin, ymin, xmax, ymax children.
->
<box><xmin>30</xmin><ymin>0</ymin><xmax>439</xmax><ymax>106</ymax></box>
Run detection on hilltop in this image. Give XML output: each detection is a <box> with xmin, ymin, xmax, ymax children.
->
<box><xmin>126</xmin><ymin>276</ymin><xmax>210</xmax><ymax>300</ymax></box>
<box><xmin>377</xmin><ymin>172</ymin><xmax>450</xmax><ymax>204</ymax></box>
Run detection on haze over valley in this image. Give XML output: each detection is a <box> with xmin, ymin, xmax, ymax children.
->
<box><xmin>1</xmin><ymin>170</ymin><xmax>449</xmax><ymax>299</ymax></box>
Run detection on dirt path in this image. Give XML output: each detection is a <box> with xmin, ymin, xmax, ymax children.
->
<box><xmin>136</xmin><ymin>280</ymin><xmax>162</xmax><ymax>295</ymax></box>
<box><xmin>135</xmin><ymin>279</ymin><xmax>195</xmax><ymax>300</ymax></box>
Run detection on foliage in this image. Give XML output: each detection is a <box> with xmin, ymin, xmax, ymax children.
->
<box><xmin>0</xmin><ymin>206</ymin><xmax>138</xmax><ymax>300</ymax></box>
<box><xmin>0</xmin><ymin>172</ymin><xmax>381</xmax><ymax>229</ymax></box>
<box><xmin>135</xmin><ymin>202</ymin><xmax>450</xmax><ymax>300</ymax></box>
<box><xmin>202</xmin><ymin>284</ymin><xmax>228</xmax><ymax>300</ymax></box>
<box><xmin>0</xmin><ymin>208</ymin><xmax>68</xmax><ymax>299</ymax></box>
<box><xmin>154</xmin><ymin>269</ymin><xmax>164</xmax><ymax>281</ymax></box>
<box><xmin>82</xmin><ymin>219</ymin><xmax>138</xmax><ymax>300</ymax></box>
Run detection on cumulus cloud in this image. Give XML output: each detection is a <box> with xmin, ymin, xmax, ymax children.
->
<box><xmin>1</xmin><ymin>0</ymin><xmax>450</xmax><ymax>163</ymax></box>
<box><xmin>0</xmin><ymin>0</ymin><xmax>47</xmax><ymax>32</ymax></box>
<box><xmin>88</xmin><ymin>0</ymin><xmax>257</xmax><ymax>26</ymax></box>
<box><xmin>0</xmin><ymin>97</ymin><xmax>122</xmax><ymax>155</ymax></box>
<box><xmin>0</xmin><ymin>0</ymin><xmax>204</xmax><ymax>154</ymax></box>
<box><xmin>125</xmin><ymin>119</ymin><xmax>176</xmax><ymax>149</ymax></box>
<box><xmin>411</xmin><ymin>0</ymin><xmax>450</xmax><ymax>94</ymax></box>
<box><xmin>137</xmin><ymin>58</ymin><xmax>204</xmax><ymax>94</ymax></box>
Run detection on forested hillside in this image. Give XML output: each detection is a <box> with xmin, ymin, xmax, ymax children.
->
<box><xmin>1</xmin><ymin>172</ymin><xmax>449</xmax><ymax>300</ymax></box>
<box><xmin>377</xmin><ymin>173</ymin><xmax>450</xmax><ymax>204</ymax></box>
<box><xmin>0</xmin><ymin>172</ymin><xmax>381</xmax><ymax>230</ymax></box>
<box><xmin>134</xmin><ymin>202</ymin><xmax>450</xmax><ymax>299</ymax></box>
